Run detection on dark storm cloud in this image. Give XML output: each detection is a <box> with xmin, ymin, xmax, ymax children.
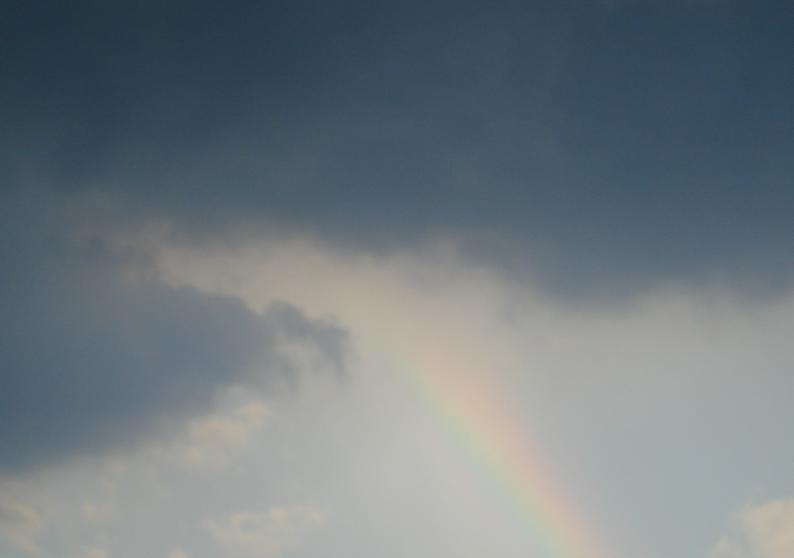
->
<box><xmin>0</xmin><ymin>193</ymin><xmax>347</xmax><ymax>474</ymax></box>
<box><xmin>3</xmin><ymin>0</ymin><xmax>794</xmax><ymax>300</ymax></box>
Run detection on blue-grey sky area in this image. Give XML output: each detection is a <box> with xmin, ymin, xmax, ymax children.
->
<box><xmin>1</xmin><ymin>3</ymin><xmax>794</xmax><ymax>558</ymax></box>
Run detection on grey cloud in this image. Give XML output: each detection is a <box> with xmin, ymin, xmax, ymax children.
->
<box><xmin>2</xmin><ymin>0</ymin><xmax>794</xmax><ymax>300</ymax></box>
<box><xmin>0</xmin><ymin>193</ymin><xmax>347</xmax><ymax>474</ymax></box>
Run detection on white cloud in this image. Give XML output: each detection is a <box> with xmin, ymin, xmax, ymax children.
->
<box><xmin>82</xmin><ymin>547</ymin><xmax>109</xmax><ymax>558</ymax></box>
<box><xmin>206</xmin><ymin>506</ymin><xmax>325</xmax><ymax>558</ymax></box>
<box><xmin>0</xmin><ymin>494</ymin><xmax>42</xmax><ymax>556</ymax></box>
<box><xmin>167</xmin><ymin>547</ymin><xmax>190</xmax><ymax>558</ymax></box>
<box><xmin>178</xmin><ymin>402</ymin><xmax>271</xmax><ymax>470</ymax></box>
<box><xmin>712</xmin><ymin>499</ymin><xmax>794</xmax><ymax>558</ymax></box>
<box><xmin>98</xmin><ymin>398</ymin><xmax>272</xmax><ymax>472</ymax></box>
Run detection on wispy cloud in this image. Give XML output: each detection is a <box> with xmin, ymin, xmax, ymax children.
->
<box><xmin>206</xmin><ymin>506</ymin><xmax>325</xmax><ymax>558</ymax></box>
<box><xmin>0</xmin><ymin>495</ymin><xmax>42</xmax><ymax>556</ymax></box>
<box><xmin>712</xmin><ymin>499</ymin><xmax>794</xmax><ymax>558</ymax></box>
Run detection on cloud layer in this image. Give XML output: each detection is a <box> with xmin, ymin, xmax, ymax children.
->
<box><xmin>3</xmin><ymin>0</ymin><xmax>793</xmax><ymax>298</ymax></box>
<box><xmin>0</xmin><ymin>192</ymin><xmax>346</xmax><ymax>474</ymax></box>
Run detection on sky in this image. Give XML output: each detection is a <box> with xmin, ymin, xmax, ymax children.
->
<box><xmin>1</xmin><ymin>1</ymin><xmax>793</xmax><ymax>558</ymax></box>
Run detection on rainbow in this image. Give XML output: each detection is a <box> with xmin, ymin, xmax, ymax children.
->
<box><xmin>397</xmin><ymin>353</ymin><xmax>613</xmax><ymax>558</ymax></box>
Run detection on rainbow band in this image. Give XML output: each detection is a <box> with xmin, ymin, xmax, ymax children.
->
<box><xmin>403</xmin><ymin>360</ymin><xmax>612</xmax><ymax>558</ymax></box>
